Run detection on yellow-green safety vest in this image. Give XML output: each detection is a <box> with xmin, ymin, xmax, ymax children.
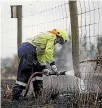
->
<box><xmin>25</xmin><ymin>32</ymin><xmax>56</xmax><ymax>65</ymax></box>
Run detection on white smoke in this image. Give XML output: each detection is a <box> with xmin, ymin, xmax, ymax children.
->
<box><xmin>54</xmin><ymin>43</ymin><xmax>63</xmax><ymax>52</ymax></box>
<box><xmin>65</xmin><ymin>70</ymin><xmax>86</xmax><ymax>93</ymax></box>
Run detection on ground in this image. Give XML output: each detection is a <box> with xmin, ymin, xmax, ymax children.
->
<box><xmin>1</xmin><ymin>79</ymin><xmax>101</xmax><ymax>108</ymax></box>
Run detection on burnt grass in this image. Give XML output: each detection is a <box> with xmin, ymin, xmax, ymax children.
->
<box><xmin>1</xmin><ymin>79</ymin><xmax>102</xmax><ymax>108</ymax></box>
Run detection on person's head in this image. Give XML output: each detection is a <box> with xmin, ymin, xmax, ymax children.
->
<box><xmin>51</xmin><ymin>29</ymin><xmax>68</xmax><ymax>45</ymax></box>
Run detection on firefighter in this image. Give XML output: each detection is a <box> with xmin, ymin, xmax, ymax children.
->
<box><xmin>12</xmin><ymin>29</ymin><xmax>68</xmax><ymax>101</ymax></box>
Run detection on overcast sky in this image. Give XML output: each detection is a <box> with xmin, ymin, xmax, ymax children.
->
<box><xmin>1</xmin><ymin>0</ymin><xmax>102</xmax><ymax>59</ymax></box>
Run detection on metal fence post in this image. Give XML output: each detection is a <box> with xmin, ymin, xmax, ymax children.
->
<box><xmin>17</xmin><ymin>5</ymin><xmax>22</xmax><ymax>49</ymax></box>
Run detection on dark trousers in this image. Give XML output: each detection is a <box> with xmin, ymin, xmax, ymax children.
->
<box><xmin>12</xmin><ymin>42</ymin><xmax>44</xmax><ymax>100</ymax></box>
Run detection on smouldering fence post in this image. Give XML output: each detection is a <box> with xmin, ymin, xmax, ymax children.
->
<box><xmin>69</xmin><ymin>1</ymin><xmax>81</xmax><ymax>78</ymax></box>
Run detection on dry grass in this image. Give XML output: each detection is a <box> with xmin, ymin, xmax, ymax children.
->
<box><xmin>1</xmin><ymin>83</ymin><xmax>102</xmax><ymax>108</ymax></box>
<box><xmin>1</xmin><ymin>51</ymin><xmax>102</xmax><ymax>108</ymax></box>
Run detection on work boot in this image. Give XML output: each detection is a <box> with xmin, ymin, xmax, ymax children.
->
<box><xmin>33</xmin><ymin>80</ymin><xmax>43</xmax><ymax>98</ymax></box>
<box><xmin>12</xmin><ymin>84</ymin><xmax>26</xmax><ymax>101</ymax></box>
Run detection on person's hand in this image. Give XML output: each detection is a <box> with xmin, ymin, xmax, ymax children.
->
<box><xmin>51</xmin><ymin>65</ymin><xmax>58</xmax><ymax>74</ymax></box>
<box><xmin>42</xmin><ymin>69</ymin><xmax>50</xmax><ymax>76</ymax></box>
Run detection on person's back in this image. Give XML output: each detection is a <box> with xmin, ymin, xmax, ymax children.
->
<box><xmin>25</xmin><ymin>32</ymin><xmax>56</xmax><ymax>65</ymax></box>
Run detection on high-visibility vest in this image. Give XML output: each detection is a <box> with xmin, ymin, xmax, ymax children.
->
<box><xmin>25</xmin><ymin>32</ymin><xmax>56</xmax><ymax>65</ymax></box>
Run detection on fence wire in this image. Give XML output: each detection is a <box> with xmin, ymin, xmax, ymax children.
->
<box><xmin>77</xmin><ymin>0</ymin><xmax>102</xmax><ymax>93</ymax></box>
<box><xmin>78</xmin><ymin>1</ymin><xmax>101</xmax><ymax>60</ymax></box>
<box><xmin>1</xmin><ymin>0</ymin><xmax>102</xmax><ymax>92</ymax></box>
<box><xmin>1</xmin><ymin>1</ymin><xmax>102</xmax><ymax>107</ymax></box>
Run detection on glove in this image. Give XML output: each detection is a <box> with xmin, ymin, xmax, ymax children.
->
<box><xmin>51</xmin><ymin>65</ymin><xmax>58</xmax><ymax>73</ymax></box>
<box><xmin>42</xmin><ymin>69</ymin><xmax>50</xmax><ymax>76</ymax></box>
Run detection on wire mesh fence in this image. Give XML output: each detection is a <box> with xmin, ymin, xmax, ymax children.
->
<box><xmin>77</xmin><ymin>0</ymin><xmax>102</xmax><ymax>94</ymax></box>
<box><xmin>78</xmin><ymin>1</ymin><xmax>102</xmax><ymax>60</ymax></box>
<box><xmin>1</xmin><ymin>0</ymin><xmax>102</xmax><ymax>89</ymax></box>
<box><xmin>1</xmin><ymin>1</ymin><xmax>102</xmax><ymax>107</ymax></box>
<box><xmin>1</xmin><ymin>1</ymin><xmax>102</xmax><ymax>65</ymax></box>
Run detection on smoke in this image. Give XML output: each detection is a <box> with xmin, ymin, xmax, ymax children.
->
<box><xmin>54</xmin><ymin>43</ymin><xmax>63</xmax><ymax>52</ymax></box>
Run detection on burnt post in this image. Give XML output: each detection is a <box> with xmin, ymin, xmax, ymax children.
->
<box><xmin>69</xmin><ymin>1</ymin><xmax>80</xmax><ymax>78</ymax></box>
